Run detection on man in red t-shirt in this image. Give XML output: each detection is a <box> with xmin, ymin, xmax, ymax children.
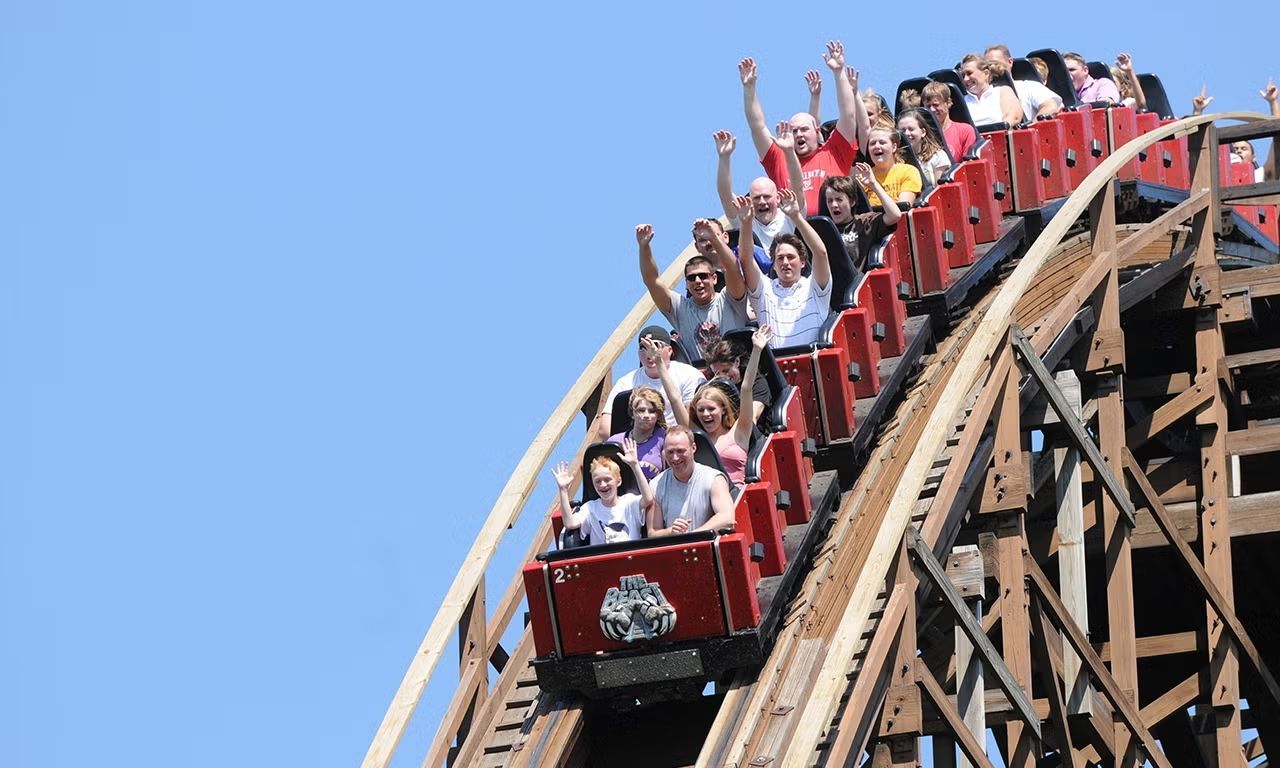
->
<box><xmin>740</xmin><ymin>40</ymin><xmax>868</xmax><ymax>214</ymax></box>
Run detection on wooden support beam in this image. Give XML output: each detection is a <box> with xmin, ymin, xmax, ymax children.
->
<box><xmin>1227</xmin><ymin>422</ymin><xmax>1280</xmax><ymax>456</ymax></box>
<box><xmin>1118</xmin><ymin>244</ymin><xmax>1196</xmax><ymax>313</ymax></box>
<box><xmin>1030</xmin><ymin>601</ymin><xmax>1084</xmax><ymax>768</ymax></box>
<box><xmin>907</xmin><ymin>528</ymin><xmax>1042</xmax><ymax>741</ymax></box>
<box><xmin>1223</xmin><ymin>347</ymin><xmax>1280</xmax><ymax>370</ymax></box>
<box><xmin>1138</xmin><ymin>673</ymin><xmax>1200</xmax><ymax>729</ymax></box>
<box><xmin>915</xmin><ymin>660</ymin><xmax>996</xmax><ymax>768</ymax></box>
<box><xmin>1216</xmin><ymin>117</ymin><xmax>1280</xmax><ymax>142</ymax></box>
<box><xmin>1221</xmin><ymin>262</ymin><xmax>1280</xmax><ymax>299</ymax></box>
<box><xmin>1010</xmin><ymin>325</ymin><xmax>1136</xmax><ymax>526</ymax></box>
<box><xmin>1052</xmin><ymin>370</ymin><xmax>1091</xmax><ymax>717</ymax></box>
<box><xmin>949</xmin><ymin>546</ymin><xmax>985</xmax><ymax>768</ymax></box>
<box><xmin>1123</xmin><ymin>449</ymin><xmax>1280</xmax><ymax>708</ymax></box>
<box><xmin>1025</xmin><ymin>557</ymin><xmax>1174</xmax><ymax>768</ymax></box>
<box><xmin>1219</xmin><ymin>180</ymin><xmax>1280</xmax><ymax>202</ymax></box>
<box><xmin>1115</xmin><ymin>189</ymin><xmax>1210</xmax><ymax>263</ymax></box>
<box><xmin>1124</xmin><ymin>372</ymin><xmax>1213</xmax><ymax>450</ymax></box>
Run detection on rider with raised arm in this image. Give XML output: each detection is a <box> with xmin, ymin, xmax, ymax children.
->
<box><xmin>715</xmin><ymin>129</ymin><xmax>798</xmax><ymax>250</ymax></box>
<box><xmin>739</xmin><ymin>41</ymin><xmax>868</xmax><ymax>214</ymax></box>
<box><xmin>552</xmin><ymin>437</ymin><xmax>654</xmax><ymax>545</ymax></box>
<box><xmin>737</xmin><ymin>189</ymin><xmax>832</xmax><ymax>348</ymax></box>
<box><xmin>637</xmin><ymin>222</ymin><xmax>749</xmax><ymax>361</ymax></box>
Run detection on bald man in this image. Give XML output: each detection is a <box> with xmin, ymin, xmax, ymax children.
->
<box><xmin>739</xmin><ymin>40</ymin><xmax>868</xmax><ymax>213</ymax></box>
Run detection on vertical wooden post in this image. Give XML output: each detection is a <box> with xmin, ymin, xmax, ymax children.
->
<box><xmin>948</xmin><ymin>545</ymin><xmax>986</xmax><ymax>768</ymax></box>
<box><xmin>1189</xmin><ymin>121</ymin><xmax>1242</xmax><ymax>765</ymax></box>
<box><xmin>1052</xmin><ymin>370</ymin><xmax>1092</xmax><ymax>717</ymax></box>
<box><xmin>878</xmin><ymin>542</ymin><xmax>921</xmax><ymax>767</ymax></box>
<box><xmin>1087</xmin><ymin>179</ymin><xmax>1139</xmax><ymax>768</ymax></box>
<box><xmin>451</xmin><ymin>577</ymin><xmax>487</xmax><ymax>765</ymax></box>
<box><xmin>986</xmin><ymin>359</ymin><xmax>1037</xmax><ymax>767</ymax></box>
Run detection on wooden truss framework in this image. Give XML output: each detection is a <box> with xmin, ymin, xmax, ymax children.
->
<box><xmin>365</xmin><ymin>111</ymin><xmax>1280</xmax><ymax>768</ymax></box>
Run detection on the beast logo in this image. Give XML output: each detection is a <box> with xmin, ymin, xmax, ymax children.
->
<box><xmin>599</xmin><ymin>574</ymin><xmax>677</xmax><ymax>642</ymax></box>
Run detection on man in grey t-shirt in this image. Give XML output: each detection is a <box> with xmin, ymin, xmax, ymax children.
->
<box><xmin>647</xmin><ymin>427</ymin><xmax>736</xmax><ymax>536</ymax></box>
<box><xmin>637</xmin><ymin>221</ymin><xmax>749</xmax><ymax>361</ymax></box>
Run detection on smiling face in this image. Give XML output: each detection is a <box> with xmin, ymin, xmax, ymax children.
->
<box><xmin>824</xmin><ymin>187</ymin><xmax>853</xmax><ymax>225</ymax></box>
<box><xmin>591</xmin><ymin>465</ymin><xmax>619</xmax><ymax>500</ymax></box>
<box><xmin>684</xmin><ymin>257</ymin><xmax>717</xmax><ymax>304</ymax></box>
<box><xmin>693</xmin><ymin>394</ymin><xmax>728</xmax><ymax>435</ymax></box>
<box><xmin>867</xmin><ymin>129</ymin><xmax>897</xmax><ymax>170</ymax></box>
<box><xmin>961</xmin><ymin>59</ymin><xmax>989</xmax><ymax>95</ymax></box>
<box><xmin>748</xmin><ymin>177</ymin><xmax>780</xmax><ymax>222</ymax></box>
<box><xmin>662</xmin><ymin>430</ymin><xmax>694</xmax><ymax>476</ymax></box>
<box><xmin>897</xmin><ymin>114</ymin><xmax>924</xmax><ymax>152</ymax></box>
<box><xmin>789</xmin><ymin>112</ymin><xmax>821</xmax><ymax>157</ymax></box>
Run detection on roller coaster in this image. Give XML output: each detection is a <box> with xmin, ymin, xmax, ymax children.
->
<box><xmin>363</xmin><ymin>45</ymin><xmax>1280</xmax><ymax>768</ymax></box>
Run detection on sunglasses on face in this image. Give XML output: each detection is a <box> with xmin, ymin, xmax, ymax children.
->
<box><xmin>685</xmin><ymin>272</ymin><xmax>714</xmax><ymax>282</ymax></box>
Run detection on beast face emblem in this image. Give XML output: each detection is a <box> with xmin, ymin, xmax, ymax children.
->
<box><xmin>599</xmin><ymin>574</ymin><xmax>677</xmax><ymax>642</ymax></box>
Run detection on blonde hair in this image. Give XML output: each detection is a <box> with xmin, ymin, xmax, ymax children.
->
<box><xmin>867</xmin><ymin>125</ymin><xmax>906</xmax><ymax>164</ymax></box>
<box><xmin>1029</xmin><ymin>57</ymin><xmax>1049</xmax><ymax>84</ymax></box>
<box><xmin>692</xmin><ymin>384</ymin><xmax>737</xmax><ymax>431</ymax></box>
<box><xmin>898</xmin><ymin>88</ymin><xmax>922</xmax><ymax>110</ymax></box>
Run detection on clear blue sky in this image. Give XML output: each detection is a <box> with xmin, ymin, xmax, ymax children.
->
<box><xmin>2</xmin><ymin>3</ymin><xmax>1275</xmax><ymax>766</ymax></box>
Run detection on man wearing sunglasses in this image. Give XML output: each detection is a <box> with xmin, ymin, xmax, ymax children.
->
<box><xmin>636</xmin><ymin>220</ymin><xmax>749</xmax><ymax>362</ymax></box>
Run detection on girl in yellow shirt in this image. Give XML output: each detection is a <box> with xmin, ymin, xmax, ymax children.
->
<box><xmin>859</xmin><ymin>126</ymin><xmax>922</xmax><ymax>205</ymax></box>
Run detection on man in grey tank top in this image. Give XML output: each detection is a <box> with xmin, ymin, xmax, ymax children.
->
<box><xmin>647</xmin><ymin>426</ymin><xmax>736</xmax><ymax>536</ymax></box>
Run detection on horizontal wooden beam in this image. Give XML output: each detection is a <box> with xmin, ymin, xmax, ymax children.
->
<box><xmin>1226</xmin><ymin>422</ymin><xmax>1280</xmax><ymax>456</ymax></box>
<box><xmin>1096</xmin><ymin>631</ymin><xmax>1200</xmax><ymax>662</ymax></box>
<box><xmin>1221</xmin><ymin>263</ymin><xmax>1280</xmax><ymax>298</ymax></box>
<box><xmin>1220</xmin><ymin>180</ymin><xmax>1280</xmax><ymax>202</ymax></box>
<box><xmin>1223</xmin><ymin>347</ymin><xmax>1280</xmax><ymax>370</ymax></box>
<box><xmin>1115</xmin><ymin>191</ymin><xmax>1209</xmax><ymax>263</ymax></box>
<box><xmin>1119</xmin><ymin>245</ymin><xmax>1196</xmax><ymax>313</ymax></box>
<box><xmin>1217</xmin><ymin>117</ymin><xmax>1280</xmax><ymax>142</ymax></box>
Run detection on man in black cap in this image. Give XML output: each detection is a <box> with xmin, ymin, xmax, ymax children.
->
<box><xmin>595</xmin><ymin>325</ymin><xmax>707</xmax><ymax>440</ymax></box>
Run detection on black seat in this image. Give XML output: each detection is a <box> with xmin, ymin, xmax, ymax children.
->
<box><xmin>908</xmin><ymin>106</ymin><xmax>956</xmax><ymax>166</ymax></box>
<box><xmin>1086</xmin><ymin>61</ymin><xmax>1111</xmax><ymax>82</ymax></box>
<box><xmin>1137</xmin><ymin>73</ymin><xmax>1174</xmax><ymax>119</ymax></box>
<box><xmin>608</xmin><ymin>389</ymin><xmax>635</xmax><ymax>437</ymax></box>
<box><xmin>928</xmin><ymin>68</ymin><xmax>964</xmax><ymax>93</ymax></box>
<box><xmin>1026</xmin><ymin>48</ymin><xmax>1079</xmax><ymax>108</ymax></box>
<box><xmin>804</xmin><ymin>215</ymin><xmax>858</xmax><ymax>311</ymax></box>
<box><xmin>1011</xmin><ymin>58</ymin><xmax>1039</xmax><ymax>84</ymax></box>
<box><xmin>896</xmin><ymin>138</ymin><xmax>933</xmax><ymax>196</ymax></box>
<box><xmin>720</xmin><ymin>328</ymin><xmax>786</xmax><ymax>426</ymax></box>
<box><xmin>894</xmin><ymin>76</ymin><xmax>932</xmax><ymax>116</ymax></box>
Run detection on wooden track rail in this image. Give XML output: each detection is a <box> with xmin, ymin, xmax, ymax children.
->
<box><xmin>369</xmin><ymin>111</ymin><xmax>1280</xmax><ymax>768</ymax></box>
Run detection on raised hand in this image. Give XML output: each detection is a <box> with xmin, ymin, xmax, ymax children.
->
<box><xmin>635</xmin><ymin>224</ymin><xmax>654</xmax><ymax>245</ymax></box>
<box><xmin>621</xmin><ymin>437</ymin><xmax>640</xmax><ymax>466</ymax></box>
<box><xmin>1115</xmin><ymin>52</ymin><xmax>1134</xmax><ymax>73</ymax></box>
<box><xmin>822</xmin><ymin>40</ymin><xmax>845</xmax><ymax>73</ymax></box>
<box><xmin>774</xmin><ymin>120</ymin><xmax>795</xmax><ymax>152</ymax></box>
<box><xmin>551</xmin><ymin>461</ymin><xmax>574</xmax><ymax>490</ymax></box>
<box><xmin>752</xmin><ymin>324</ymin><xmax>773</xmax><ymax>350</ymax></box>
<box><xmin>846</xmin><ymin>66</ymin><xmax>860</xmax><ymax>90</ymax></box>
<box><xmin>738</xmin><ymin>57</ymin><xmax>757</xmax><ymax>87</ymax></box>
<box><xmin>639</xmin><ymin>336</ymin><xmax>667</xmax><ymax>369</ymax></box>
<box><xmin>778</xmin><ymin>187</ymin><xmax>802</xmax><ymax>219</ymax></box>
<box><xmin>1262</xmin><ymin>78</ymin><xmax>1278</xmax><ymax>103</ymax></box>
<box><xmin>805</xmin><ymin>70</ymin><xmax>822</xmax><ymax>95</ymax></box>
<box><xmin>852</xmin><ymin>161</ymin><xmax>873</xmax><ymax>187</ymax></box>
<box><xmin>1192</xmin><ymin>85</ymin><xmax>1213</xmax><ymax>115</ymax></box>
<box><xmin>713</xmin><ymin>130</ymin><xmax>736</xmax><ymax>156</ymax></box>
<box><xmin>691</xmin><ymin>218</ymin><xmax>717</xmax><ymax>241</ymax></box>
<box><xmin>733</xmin><ymin>194</ymin><xmax>754</xmax><ymax>223</ymax></box>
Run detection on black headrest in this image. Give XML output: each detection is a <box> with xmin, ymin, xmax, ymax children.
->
<box><xmin>1086</xmin><ymin>61</ymin><xmax>1110</xmax><ymax>82</ymax></box>
<box><xmin>805</xmin><ymin>215</ymin><xmax>858</xmax><ymax>311</ymax></box>
<box><xmin>1025</xmin><ymin>48</ymin><xmax>1079</xmax><ymax>108</ymax></box>
<box><xmin>720</xmin><ymin>327</ymin><xmax>787</xmax><ymax>407</ymax></box>
<box><xmin>894</xmin><ymin>76</ymin><xmax>932</xmax><ymax>116</ymax></box>
<box><xmin>1011</xmin><ymin>58</ymin><xmax>1038</xmax><ymax>83</ymax></box>
<box><xmin>580</xmin><ymin>441</ymin><xmax>642</xmax><ymax>503</ymax></box>
<box><xmin>1137</xmin><ymin>73</ymin><xmax>1173</xmax><ymax>119</ymax></box>
<box><xmin>945</xmin><ymin>82</ymin><xmax>975</xmax><ymax>129</ymax></box>
<box><xmin>690</xmin><ymin>428</ymin><xmax>729</xmax><ymax>476</ymax></box>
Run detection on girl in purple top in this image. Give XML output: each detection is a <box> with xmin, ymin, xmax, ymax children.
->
<box><xmin>607</xmin><ymin>386</ymin><xmax>667</xmax><ymax>480</ymax></box>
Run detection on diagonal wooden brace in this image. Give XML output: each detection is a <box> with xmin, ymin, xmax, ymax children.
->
<box><xmin>1025</xmin><ymin>555</ymin><xmax>1174</xmax><ymax>768</ymax></box>
<box><xmin>906</xmin><ymin>527</ymin><xmax>1042</xmax><ymax>741</ymax></box>
<box><xmin>1010</xmin><ymin>325</ymin><xmax>1137</xmax><ymax>527</ymax></box>
<box><xmin>1123</xmin><ymin>448</ymin><xmax>1280</xmax><ymax>709</ymax></box>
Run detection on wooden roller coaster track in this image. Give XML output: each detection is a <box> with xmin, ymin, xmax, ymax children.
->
<box><xmin>364</xmin><ymin>111</ymin><xmax>1280</xmax><ymax>768</ymax></box>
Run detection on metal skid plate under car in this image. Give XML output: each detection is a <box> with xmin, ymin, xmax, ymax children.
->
<box><xmin>592</xmin><ymin>648</ymin><xmax>704</xmax><ymax>689</ymax></box>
